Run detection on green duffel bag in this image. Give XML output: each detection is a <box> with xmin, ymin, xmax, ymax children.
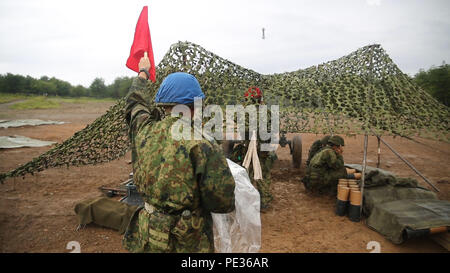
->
<box><xmin>74</xmin><ymin>197</ymin><xmax>142</xmax><ymax>234</ymax></box>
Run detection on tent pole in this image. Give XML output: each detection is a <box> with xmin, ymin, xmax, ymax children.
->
<box><xmin>360</xmin><ymin>133</ymin><xmax>368</xmax><ymax>215</ymax></box>
<box><xmin>370</xmin><ymin>129</ymin><xmax>439</xmax><ymax>192</ymax></box>
<box><xmin>377</xmin><ymin>136</ymin><xmax>381</xmax><ymax>168</ymax></box>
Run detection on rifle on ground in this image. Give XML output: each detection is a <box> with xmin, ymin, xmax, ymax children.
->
<box><xmin>99</xmin><ymin>186</ymin><xmax>127</xmax><ymax>197</ymax></box>
<box><xmin>99</xmin><ymin>172</ymin><xmax>144</xmax><ymax>206</ymax></box>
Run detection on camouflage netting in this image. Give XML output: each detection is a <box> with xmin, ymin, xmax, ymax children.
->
<box><xmin>1</xmin><ymin>41</ymin><xmax>448</xmax><ymax>183</ymax></box>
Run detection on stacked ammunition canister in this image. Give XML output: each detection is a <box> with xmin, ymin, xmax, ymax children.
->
<box><xmin>336</xmin><ymin>182</ymin><xmax>350</xmax><ymax>216</ymax></box>
<box><xmin>348</xmin><ymin>189</ymin><xmax>362</xmax><ymax>222</ymax></box>
<box><xmin>335</xmin><ymin>179</ymin><xmax>362</xmax><ymax>222</ymax></box>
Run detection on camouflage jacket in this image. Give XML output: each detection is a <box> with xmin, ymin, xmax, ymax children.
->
<box><xmin>306</xmin><ymin>139</ymin><xmax>323</xmax><ymax>166</ymax></box>
<box><xmin>309</xmin><ymin>146</ymin><xmax>344</xmax><ymax>171</ymax></box>
<box><xmin>304</xmin><ymin>146</ymin><xmax>346</xmax><ymax>194</ymax></box>
<box><xmin>132</xmin><ymin>115</ymin><xmax>236</xmax><ymax>214</ymax></box>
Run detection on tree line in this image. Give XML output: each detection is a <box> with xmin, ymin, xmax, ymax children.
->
<box><xmin>0</xmin><ymin>73</ymin><xmax>133</xmax><ymax>99</ymax></box>
<box><xmin>412</xmin><ymin>63</ymin><xmax>449</xmax><ymax>107</ymax></box>
<box><xmin>0</xmin><ymin>63</ymin><xmax>448</xmax><ymax>105</ymax></box>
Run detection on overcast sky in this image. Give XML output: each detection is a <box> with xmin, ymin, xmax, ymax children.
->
<box><xmin>0</xmin><ymin>0</ymin><xmax>448</xmax><ymax>87</ymax></box>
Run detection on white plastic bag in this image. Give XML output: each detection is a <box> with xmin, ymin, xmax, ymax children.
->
<box><xmin>211</xmin><ymin>159</ymin><xmax>261</xmax><ymax>253</ymax></box>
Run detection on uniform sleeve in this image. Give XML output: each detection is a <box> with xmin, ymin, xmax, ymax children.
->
<box><xmin>125</xmin><ymin>77</ymin><xmax>161</xmax><ymax>134</ymax></box>
<box><xmin>323</xmin><ymin>149</ymin><xmax>344</xmax><ymax>170</ymax></box>
<box><xmin>190</xmin><ymin>142</ymin><xmax>236</xmax><ymax>213</ymax></box>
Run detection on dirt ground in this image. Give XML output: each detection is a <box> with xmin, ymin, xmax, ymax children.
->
<box><xmin>0</xmin><ymin>100</ymin><xmax>449</xmax><ymax>253</ymax></box>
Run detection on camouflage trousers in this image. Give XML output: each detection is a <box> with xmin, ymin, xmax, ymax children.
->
<box><xmin>303</xmin><ymin>167</ymin><xmax>346</xmax><ymax>195</ymax></box>
<box><xmin>123</xmin><ymin>206</ymin><xmax>214</xmax><ymax>253</ymax></box>
<box><xmin>253</xmin><ymin>178</ymin><xmax>273</xmax><ymax>209</ymax></box>
<box><xmin>249</xmin><ymin>152</ymin><xmax>277</xmax><ymax>208</ymax></box>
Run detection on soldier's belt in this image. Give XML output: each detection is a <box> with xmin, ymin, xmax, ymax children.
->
<box><xmin>145</xmin><ymin>201</ymin><xmax>201</xmax><ymax>218</ymax></box>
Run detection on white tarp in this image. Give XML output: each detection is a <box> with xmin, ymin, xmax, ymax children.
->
<box><xmin>0</xmin><ymin>119</ymin><xmax>65</xmax><ymax>128</ymax></box>
<box><xmin>212</xmin><ymin>159</ymin><xmax>261</xmax><ymax>253</ymax></box>
<box><xmin>0</xmin><ymin>135</ymin><xmax>56</xmax><ymax>148</ymax></box>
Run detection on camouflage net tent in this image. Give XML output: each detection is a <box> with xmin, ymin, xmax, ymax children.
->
<box><xmin>0</xmin><ymin>41</ymin><xmax>448</xmax><ymax>182</ymax></box>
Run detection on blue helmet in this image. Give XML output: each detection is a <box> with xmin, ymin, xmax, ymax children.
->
<box><xmin>154</xmin><ymin>72</ymin><xmax>205</xmax><ymax>105</ymax></box>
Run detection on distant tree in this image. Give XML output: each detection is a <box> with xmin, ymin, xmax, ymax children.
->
<box><xmin>50</xmin><ymin>77</ymin><xmax>71</xmax><ymax>97</ymax></box>
<box><xmin>40</xmin><ymin>76</ymin><xmax>50</xmax><ymax>82</ymax></box>
<box><xmin>0</xmin><ymin>73</ymin><xmax>133</xmax><ymax>99</ymax></box>
<box><xmin>0</xmin><ymin>74</ymin><xmax>6</xmax><ymax>93</ymax></box>
<box><xmin>413</xmin><ymin>63</ymin><xmax>450</xmax><ymax>107</ymax></box>
<box><xmin>31</xmin><ymin>80</ymin><xmax>57</xmax><ymax>96</ymax></box>
<box><xmin>89</xmin><ymin>78</ymin><xmax>107</xmax><ymax>98</ymax></box>
<box><xmin>24</xmin><ymin>76</ymin><xmax>37</xmax><ymax>94</ymax></box>
<box><xmin>108</xmin><ymin>76</ymin><xmax>133</xmax><ymax>98</ymax></box>
<box><xmin>2</xmin><ymin>73</ymin><xmax>27</xmax><ymax>93</ymax></box>
<box><xmin>118</xmin><ymin>77</ymin><xmax>133</xmax><ymax>98</ymax></box>
<box><xmin>70</xmin><ymin>85</ymin><xmax>88</xmax><ymax>97</ymax></box>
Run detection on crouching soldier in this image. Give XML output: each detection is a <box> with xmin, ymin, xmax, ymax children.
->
<box><xmin>302</xmin><ymin>135</ymin><xmax>347</xmax><ymax>195</ymax></box>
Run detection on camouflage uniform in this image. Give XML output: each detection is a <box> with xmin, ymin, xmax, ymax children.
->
<box><xmin>302</xmin><ymin>146</ymin><xmax>346</xmax><ymax>195</ymax></box>
<box><xmin>125</xmin><ymin>77</ymin><xmax>163</xmax><ymax>165</ymax></box>
<box><xmin>305</xmin><ymin>135</ymin><xmax>331</xmax><ymax>166</ymax></box>
<box><xmin>123</xmin><ymin>76</ymin><xmax>236</xmax><ymax>253</ymax></box>
<box><xmin>229</xmin><ymin>95</ymin><xmax>277</xmax><ymax>209</ymax></box>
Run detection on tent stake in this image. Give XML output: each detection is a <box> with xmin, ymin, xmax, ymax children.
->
<box><xmin>377</xmin><ymin>136</ymin><xmax>381</xmax><ymax>168</ymax></box>
<box><xmin>370</xmin><ymin>130</ymin><xmax>439</xmax><ymax>192</ymax></box>
<box><xmin>360</xmin><ymin>134</ymin><xmax>368</xmax><ymax>214</ymax></box>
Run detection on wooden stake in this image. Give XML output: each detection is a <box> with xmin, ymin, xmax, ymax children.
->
<box><xmin>360</xmin><ymin>133</ymin><xmax>368</xmax><ymax>214</ymax></box>
<box><xmin>377</xmin><ymin>136</ymin><xmax>381</xmax><ymax>168</ymax></box>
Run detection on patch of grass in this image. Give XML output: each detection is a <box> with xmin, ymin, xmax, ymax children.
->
<box><xmin>9</xmin><ymin>97</ymin><xmax>61</xmax><ymax>110</ymax></box>
<box><xmin>0</xmin><ymin>93</ymin><xmax>31</xmax><ymax>104</ymax></box>
<box><xmin>58</xmin><ymin>97</ymin><xmax>116</xmax><ymax>104</ymax></box>
<box><xmin>2</xmin><ymin>93</ymin><xmax>116</xmax><ymax>110</ymax></box>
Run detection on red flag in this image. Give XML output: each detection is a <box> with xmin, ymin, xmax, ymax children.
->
<box><xmin>126</xmin><ymin>6</ymin><xmax>156</xmax><ymax>82</ymax></box>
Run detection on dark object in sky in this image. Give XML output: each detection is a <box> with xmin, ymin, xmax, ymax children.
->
<box><xmin>262</xmin><ymin>28</ymin><xmax>265</xmax><ymax>39</ymax></box>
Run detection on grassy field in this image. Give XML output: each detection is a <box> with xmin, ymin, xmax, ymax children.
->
<box><xmin>10</xmin><ymin>96</ymin><xmax>61</xmax><ymax>110</ymax></box>
<box><xmin>0</xmin><ymin>93</ymin><xmax>30</xmax><ymax>103</ymax></box>
<box><xmin>0</xmin><ymin>93</ymin><xmax>116</xmax><ymax>110</ymax></box>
